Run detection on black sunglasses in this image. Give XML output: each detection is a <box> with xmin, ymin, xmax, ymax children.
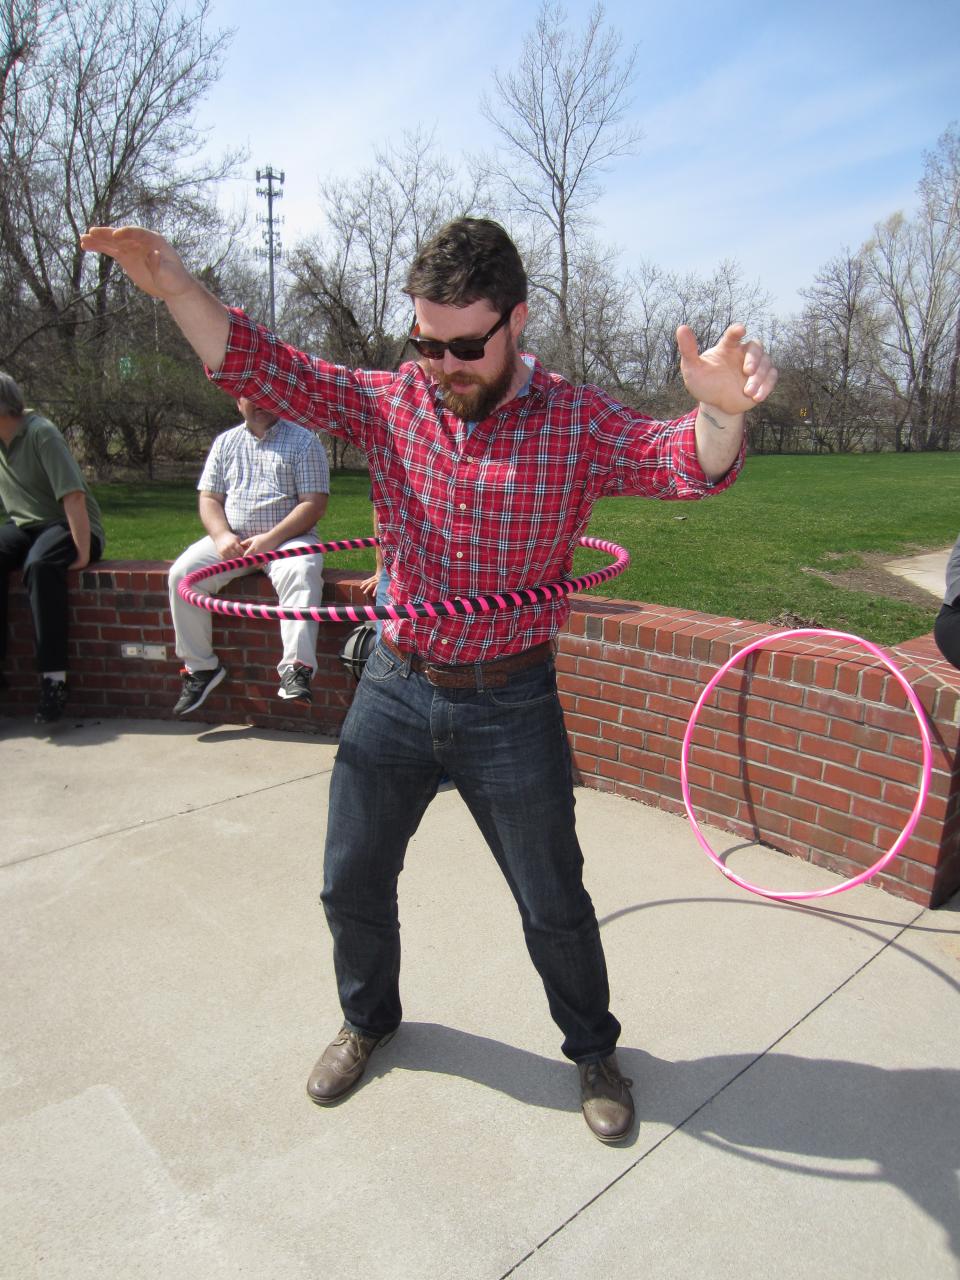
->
<box><xmin>407</xmin><ymin>308</ymin><xmax>513</xmax><ymax>362</ymax></box>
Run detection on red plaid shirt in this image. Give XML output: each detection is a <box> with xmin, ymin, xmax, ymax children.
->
<box><xmin>211</xmin><ymin>309</ymin><xmax>743</xmax><ymax>663</ymax></box>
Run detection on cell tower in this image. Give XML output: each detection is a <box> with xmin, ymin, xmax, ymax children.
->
<box><xmin>255</xmin><ymin>166</ymin><xmax>284</xmax><ymax>328</ymax></box>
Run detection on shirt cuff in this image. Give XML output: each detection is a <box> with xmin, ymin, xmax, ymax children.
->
<box><xmin>206</xmin><ymin>308</ymin><xmax>262</xmax><ymax>391</ymax></box>
<box><xmin>674</xmin><ymin>411</ymin><xmax>745</xmax><ymax>497</ymax></box>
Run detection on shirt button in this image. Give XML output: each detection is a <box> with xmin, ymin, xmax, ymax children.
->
<box><xmin>456</xmin><ymin>551</ymin><xmax>464</xmax><ymax>559</ymax></box>
<box><xmin>458</xmin><ymin>502</ymin><xmax>467</xmax><ymax>510</ymax></box>
<box><xmin>463</xmin><ymin>456</ymin><xmax>473</xmax><ymax>464</ymax></box>
<box><xmin>441</xmin><ymin>638</ymin><xmax>449</xmax><ymax>645</ymax></box>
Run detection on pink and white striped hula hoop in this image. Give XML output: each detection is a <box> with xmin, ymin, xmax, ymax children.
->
<box><xmin>680</xmin><ymin>628</ymin><xmax>933</xmax><ymax>901</ymax></box>
<box><xmin>178</xmin><ymin>535</ymin><xmax>630</xmax><ymax>625</ymax></box>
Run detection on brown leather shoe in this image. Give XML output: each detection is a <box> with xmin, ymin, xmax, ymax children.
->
<box><xmin>578</xmin><ymin>1053</ymin><xmax>635</xmax><ymax>1143</ymax></box>
<box><xmin>306</xmin><ymin>1026</ymin><xmax>396</xmax><ymax>1106</ymax></box>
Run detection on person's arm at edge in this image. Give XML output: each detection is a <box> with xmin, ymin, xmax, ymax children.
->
<box><xmin>62</xmin><ymin>490</ymin><xmax>91</xmax><ymax>569</ymax></box>
<box><xmin>360</xmin><ymin>508</ymin><xmax>383</xmax><ymax>597</ymax></box>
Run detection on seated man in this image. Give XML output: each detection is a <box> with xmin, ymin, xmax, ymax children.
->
<box><xmin>934</xmin><ymin>531</ymin><xmax>960</xmax><ymax>671</ymax></box>
<box><xmin>0</xmin><ymin>372</ymin><xmax>105</xmax><ymax>724</ymax></box>
<box><xmin>168</xmin><ymin>396</ymin><xmax>329</xmax><ymax>714</ymax></box>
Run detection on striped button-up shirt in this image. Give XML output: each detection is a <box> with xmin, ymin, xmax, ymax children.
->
<box><xmin>211</xmin><ymin>309</ymin><xmax>742</xmax><ymax>663</ymax></box>
<box><xmin>198</xmin><ymin>417</ymin><xmax>330</xmax><ymax>541</ymax></box>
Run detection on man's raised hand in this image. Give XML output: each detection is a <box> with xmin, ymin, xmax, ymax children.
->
<box><xmin>80</xmin><ymin>226</ymin><xmax>193</xmax><ymax>301</ymax></box>
<box><xmin>677</xmin><ymin>323</ymin><xmax>778</xmax><ymax>416</ymax></box>
<box><xmin>81</xmin><ymin>225</ymin><xmax>230</xmax><ymax>370</ymax></box>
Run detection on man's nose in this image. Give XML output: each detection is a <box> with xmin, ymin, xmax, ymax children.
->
<box><xmin>440</xmin><ymin>349</ymin><xmax>469</xmax><ymax>373</ymax></box>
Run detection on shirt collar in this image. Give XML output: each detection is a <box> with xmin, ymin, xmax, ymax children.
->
<box><xmin>244</xmin><ymin>416</ymin><xmax>283</xmax><ymax>441</ymax></box>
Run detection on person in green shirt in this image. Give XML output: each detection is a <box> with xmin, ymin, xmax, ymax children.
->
<box><xmin>0</xmin><ymin>373</ymin><xmax>105</xmax><ymax>723</ymax></box>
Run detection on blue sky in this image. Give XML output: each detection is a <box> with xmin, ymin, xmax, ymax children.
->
<box><xmin>194</xmin><ymin>0</ymin><xmax>959</xmax><ymax>318</ymax></box>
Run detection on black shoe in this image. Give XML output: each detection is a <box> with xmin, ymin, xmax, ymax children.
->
<box><xmin>306</xmin><ymin>1026</ymin><xmax>396</xmax><ymax>1105</ymax></box>
<box><xmin>173</xmin><ymin>664</ymin><xmax>226</xmax><ymax>716</ymax></box>
<box><xmin>579</xmin><ymin>1053</ymin><xmax>635</xmax><ymax>1143</ymax></box>
<box><xmin>278</xmin><ymin>664</ymin><xmax>312</xmax><ymax>703</ymax></box>
<box><xmin>35</xmin><ymin>677</ymin><xmax>68</xmax><ymax>724</ymax></box>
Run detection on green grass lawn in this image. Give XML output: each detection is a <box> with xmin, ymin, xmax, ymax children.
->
<box><xmin>94</xmin><ymin>452</ymin><xmax>958</xmax><ymax>647</ymax></box>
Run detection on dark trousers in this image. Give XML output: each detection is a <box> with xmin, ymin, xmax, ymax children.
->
<box><xmin>320</xmin><ymin>640</ymin><xmax>621</xmax><ymax>1063</ymax></box>
<box><xmin>0</xmin><ymin>520</ymin><xmax>103</xmax><ymax>672</ymax></box>
<box><xmin>935</xmin><ymin>601</ymin><xmax>960</xmax><ymax>672</ymax></box>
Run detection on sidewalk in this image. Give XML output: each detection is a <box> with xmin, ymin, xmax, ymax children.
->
<box><xmin>1</xmin><ymin>716</ymin><xmax>958</xmax><ymax>1279</ymax></box>
<box><xmin>884</xmin><ymin>546</ymin><xmax>952</xmax><ymax>598</ymax></box>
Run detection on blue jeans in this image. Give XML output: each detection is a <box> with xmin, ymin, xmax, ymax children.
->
<box><xmin>320</xmin><ymin>642</ymin><xmax>621</xmax><ymax>1063</ymax></box>
<box><xmin>0</xmin><ymin>520</ymin><xmax>104</xmax><ymax>671</ymax></box>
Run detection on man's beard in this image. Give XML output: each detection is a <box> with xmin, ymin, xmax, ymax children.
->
<box><xmin>436</xmin><ymin>350</ymin><xmax>517</xmax><ymax>423</ymax></box>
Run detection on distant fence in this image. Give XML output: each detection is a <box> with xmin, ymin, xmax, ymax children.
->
<box><xmin>5</xmin><ymin>565</ymin><xmax>958</xmax><ymax>909</ymax></box>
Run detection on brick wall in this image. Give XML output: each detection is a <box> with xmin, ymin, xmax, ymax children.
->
<box><xmin>2</xmin><ymin>562</ymin><xmax>361</xmax><ymax>735</ymax></box>
<box><xmin>5</xmin><ymin>564</ymin><xmax>957</xmax><ymax>908</ymax></box>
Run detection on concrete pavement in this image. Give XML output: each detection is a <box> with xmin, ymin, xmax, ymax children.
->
<box><xmin>1</xmin><ymin>716</ymin><xmax>958</xmax><ymax>1279</ymax></box>
<box><xmin>884</xmin><ymin>547</ymin><xmax>952</xmax><ymax>599</ymax></box>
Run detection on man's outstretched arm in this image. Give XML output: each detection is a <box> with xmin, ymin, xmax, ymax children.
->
<box><xmin>81</xmin><ymin>227</ymin><xmax>230</xmax><ymax>371</ymax></box>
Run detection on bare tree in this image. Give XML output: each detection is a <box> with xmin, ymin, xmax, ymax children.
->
<box><xmin>0</xmin><ymin>0</ymin><xmax>240</xmax><ymax>467</ymax></box>
<box><xmin>480</xmin><ymin>2</ymin><xmax>640</xmax><ymax>378</ymax></box>
<box><xmin>867</xmin><ymin>204</ymin><xmax>960</xmax><ymax>450</ymax></box>
<box><xmin>785</xmin><ymin>249</ymin><xmax>885</xmax><ymax>451</ymax></box>
<box><xmin>284</xmin><ymin>130</ymin><xmax>480</xmax><ymax>371</ymax></box>
<box><xmin>919</xmin><ymin>124</ymin><xmax>960</xmax><ymax>439</ymax></box>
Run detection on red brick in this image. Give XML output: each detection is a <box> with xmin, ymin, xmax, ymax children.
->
<box><xmin>570</xmin><ymin>733</ymin><xmax>619</xmax><ymax>762</ymax></box>
<box><xmin>647</xmin><ymin>692</ymin><xmax>698</xmax><ymax>721</ymax></box>
<box><xmin>650</xmin><ymin>729</ymin><xmax>684</xmax><ymax>757</ymax></box>
<box><xmin>620</xmin><ymin>706</ymin><xmax>668</xmax><ymax>734</ymax></box>
<box><xmin>741</xmin><ymin>719</ymin><xmax>796</xmax><ymax>751</ymax></box>
<box><xmin>817</xmin><ymin>807</ymin><xmax>878</xmax><ymax>843</ymax></box>
<box><xmin>683</xmin><ymin>764</ymin><xmax>715</xmax><ymax>792</ymax></box>
<box><xmin>763</xmin><ymin>791</ymin><xmax>819</xmax><ymax>824</ymax></box>
<box><xmin>868</xmin><ymin>704</ymin><xmax>926</xmax><ymax>735</ymax></box>
<box><xmin>747</xmin><ymin>676</ymin><xmax>805</xmax><ymax>706</ymax></box>
<box><xmin>687</xmin><ymin>746</ymin><xmax>744</xmax><ymax>779</ymax></box>
<box><xmin>766</xmin><ymin>746</ymin><xmax>823</xmax><ymax>780</ymax></box>
<box><xmin>804</xmin><ymin>689</ymin><xmax>867</xmax><ymax>723</ymax></box>
<box><xmin>598</xmin><ymin>721</ymin><xmax>644</xmax><ymax>749</ymax></box>
<box><xmin>743</xmin><ymin>763</ymin><xmax>794</xmax><ymax>793</ymax></box>
<box><xmin>858</xmin><ymin>751</ymin><xmax>924</xmax><ymax>785</ymax></box>
<box><xmin>562</xmin><ymin>674</ymin><xmax>604</xmax><ymax>700</ymax></box>
<box><xmin>576</xmin><ymin>696</ymin><xmax>622</xmax><ymax>724</ymax></box>
<box><xmin>713</xmin><ymin>730</ymin><xmax>767</xmax><ymax>763</ymax></box>
<box><xmin>602</xmin><ymin>760</ymin><xmax>646</xmax><ymax>788</ymax></box>
<box><xmin>798</xmin><ymin>734</ymin><xmax>860</xmax><ymax>767</ymax></box>
<box><xmin>826</xmin><ymin>719</ymin><xmax>890</xmax><ymax>752</ymax></box>
<box><xmin>798</xmin><ymin>773</ymin><xmax>855</xmax><ymax>814</ymax></box>
<box><xmin>860</xmin><ymin>669</ymin><xmax>886</xmax><ymax>702</ymax></box>
<box><xmin>616</xmin><ymin>747</ymin><xmax>670</xmax><ymax>773</ymax></box>
<box><xmin>620</xmin><ymin>667</ymin><xmax>670</xmax><ymax>694</ymax></box>
<box><xmin>578</xmin><ymin>657</ymin><xmax>625</xmax><ymax>682</ymax></box>
<box><xmin>771</xmin><ymin>703</ymin><xmax>830</xmax><ymax>734</ymax></box>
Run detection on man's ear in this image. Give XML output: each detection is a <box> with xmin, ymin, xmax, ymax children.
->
<box><xmin>510</xmin><ymin>301</ymin><xmax>529</xmax><ymax>342</ymax></box>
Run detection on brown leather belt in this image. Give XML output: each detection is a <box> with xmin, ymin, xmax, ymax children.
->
<box><xmin>382</xmin><ymin>635</ymin><xmax>554</xmax><ymax>688</ymax></box>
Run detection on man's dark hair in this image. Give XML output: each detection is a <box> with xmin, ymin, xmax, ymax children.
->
<box><xmin>404</xmin><ymin>218</ymin><xmax>528</xmax><ymax>313</ymax></box>
<box><xmin>0</xmin><ymin>372</ymin><xmax>25</xmax><ymax>417</ymax></box>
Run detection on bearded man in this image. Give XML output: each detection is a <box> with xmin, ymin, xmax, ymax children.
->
<box><xmin>82</xmin><ymin>217</ymin><xmax>777</xmax><ymax>1143</ymax></box>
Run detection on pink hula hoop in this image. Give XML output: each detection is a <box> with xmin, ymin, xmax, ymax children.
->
<box><xmin>178</xmin><ymin>535</ymin><xmax>630</xmax><ymax>625</ymax></box>
<box><xmin>680</xmin><ymin>628</ymin><xmax>933</xmax><ymax>901</ymax></box>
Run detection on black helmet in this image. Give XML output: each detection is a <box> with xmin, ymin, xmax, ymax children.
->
<box><xmin>340</xmin><ymin>622</ymin><xmax>378</xmax><ymax>680</ymax></box>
